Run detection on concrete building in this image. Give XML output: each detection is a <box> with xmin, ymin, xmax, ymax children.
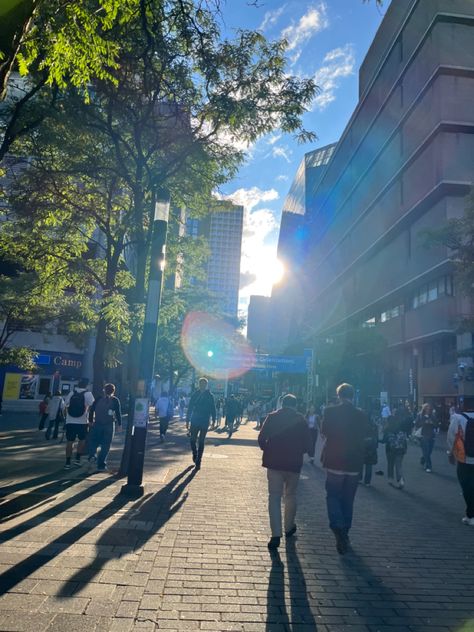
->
<box><xmin>187</xmin><ymin>204</ymin><xmax>244</xmax><ymax>319</ymax></box>
<box><xmin>273</xmin><ymin>0</ymin><xmax>474</xmax><ymax>418</ymax></box>
<box><xmin>247</xmin><ymin>295</ymin><xmax>271</xmax><ymax>351</ymax></box>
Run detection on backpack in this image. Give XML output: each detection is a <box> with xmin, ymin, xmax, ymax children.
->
<box><xmin>68</xmin><ymin>390</ymin><xmax>86</xmax><ymax>418</ymax></box>
<box><xmin>461</xmin><ymin>413</ymin><xmax>474</xmax><ymax>459</ymax></box>
<box><xmin>388</xmin><ymin>431</ymin><xmax>407</xmax><ymax>453</ymax></box>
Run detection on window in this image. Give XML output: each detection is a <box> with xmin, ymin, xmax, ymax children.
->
<box><xmin>428</xmin><ymin>280</ymin><xmax>438</xmax><ymax>302</ymax></box>
<box><xmin>422</xmin><ymin>336</ymin><xmax>456</xmax><ymax>368</ymax></box>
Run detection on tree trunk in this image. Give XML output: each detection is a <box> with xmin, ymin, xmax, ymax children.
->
<box><xmin>92</xmin><ymin>315</ymin><xmax>107</xmax><ymax>398</ymax></box>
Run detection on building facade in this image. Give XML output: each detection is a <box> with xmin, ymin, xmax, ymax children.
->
<box><xmin>187</xmin><ymin>204</ymin><xmax>244</xmax><ymax>319</ymax></box>
<box><xmin>273</xmin><ymin>0</ymin><xmax>474</xmax><ymax>418</ymax></box>
<box><xmin>247</xmin><ymin>295</ymin><xmax>271</xmax><ymax>351</ymax></box>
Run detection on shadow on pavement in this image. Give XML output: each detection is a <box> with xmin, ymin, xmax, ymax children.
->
<box><xmin>0</xmin><ymin>477</ymin><xmax>120</xmax><ymax>595</ymax></box>
<box><xmin>57</xmin><ymin>465</ymin><xmax>197</xmax><ymax>597</ymax></box>
<box><xmin>266</xmin><ymin>550</ymin><xmax>290</xmax><ymax>631</ymax></box>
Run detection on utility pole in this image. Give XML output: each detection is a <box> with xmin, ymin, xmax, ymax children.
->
<box><xmin>120</xmin><ymin>192</ymin><xmax>170</xmax><ymax>498</ymax></box>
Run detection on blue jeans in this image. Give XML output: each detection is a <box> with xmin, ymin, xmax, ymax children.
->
<box><xmin>88</xmin><ymin>424</ymin><xmax>114</xmax><ymax>468</ymax></box>
<box><xmin>420</xmin><ymin>438</ymin><xmax>435</xmax><ymax>470</ymax></box>
<box><xmin>326</xmin><ymin>472</ymin><xmax>359</xmax><ymax>532</ymax></box>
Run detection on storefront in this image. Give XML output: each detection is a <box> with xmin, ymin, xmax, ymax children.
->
<box><xmin>1</xmin><ymin>350</ymin><xmax>85</xmax><ymax>412</ymax></box>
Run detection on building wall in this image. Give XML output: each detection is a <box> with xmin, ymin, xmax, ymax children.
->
<box><xmin>275</xmin><ymin>0</ymin><xmax>474</xmax><ymax>410</ymax></box>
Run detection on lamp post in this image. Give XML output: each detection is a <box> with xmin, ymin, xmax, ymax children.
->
<box><xmin>120</xmin><ymin>191</ymin><xmax>170</xmax><ymax>498</ymax></box>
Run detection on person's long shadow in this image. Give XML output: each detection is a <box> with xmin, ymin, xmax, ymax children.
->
<box><xmin>58</xmin><ymin>465</ymin><xmax>196</xmax><ymax>596</ymax></box>
<box><xmin>266</xmin><ymin>550</ymin><xmax>290</xmax><ymax>631</ymax></box>
<box><xmin>286</xmin><ymin>539</ymin><xmax>318</xmax><ymax>629</ymax></box>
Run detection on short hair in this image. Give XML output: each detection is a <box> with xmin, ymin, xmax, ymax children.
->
<box><xmin>104</xmin><ymin>383</ymin><xmax>115</xmax><ymax>395</ymax></box>
<box><xmin>78</xmin><ymin>378</ymin><xmax>89</xmax><ymax>389</ymax></box>
<box><xmin>282</xmin><ymin>394</ymin><xmax>297</xmax><ymax>409</ymax></box>
<box><xmin>198</xmin><ymin>377</ymin><xmax>208</xmax><ymax>385</ymax></box>
<box><xmin>336</xmin><ymin>383</ymin><xmax>354</xmax><ymax>400</ymax></box>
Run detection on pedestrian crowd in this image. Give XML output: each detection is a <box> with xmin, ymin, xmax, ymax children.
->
<box><xmin>37</xmin><ymin>376</ymin><xmax>474</xmax><ymax>552</ymax></box>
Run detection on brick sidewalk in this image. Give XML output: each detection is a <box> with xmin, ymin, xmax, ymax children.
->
<box><xmin>0</xmin><ymin>416</ymin><xmax>473</xmax><ymax>632</ymax></box>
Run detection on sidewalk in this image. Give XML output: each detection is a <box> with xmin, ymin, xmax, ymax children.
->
<box><xmin>1</xmin><ymin>414</ymin><xmax>473</xmax><ymax>632</ymax></box>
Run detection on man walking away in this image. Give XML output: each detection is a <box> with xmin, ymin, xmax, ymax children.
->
<box><xmin>186</xmin><ymin>378</ymin><xmax>216</xmax><ymax>470</ymax></box>
<box><xmin>258</xmin><ymin>394</ymin><xmax>311</xmax><ymax>551</ymax></box>
<box><xmin>87</xmin><ymin>383</ymin><xmax>122</xmax><ymax>472</ymax></box>
<box><xmin>157</xmin><ymin>392</ymin><xmax>171</xmax><ymax>442</ymax></box>
<box><xmin>321</xmin><ymin>383</ymin><xmax>370</xmax><ymax>554</ymax></box>
<box><xmin>447</xmin><ymin>408</ymin><xmax>474</xmax><ymax>526</ymax></box>
<box><xmin>225</xmin><ymin>394</ymin><xmax>239</xmax><ymax>437</ymax></box>
<box><xmin>64</xmin><ymin>379</ymin><xmax>94</xmax><ymax>469</ymax></box>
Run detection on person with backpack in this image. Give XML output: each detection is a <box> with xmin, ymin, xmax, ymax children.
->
<box><xmin>384</xmin><ymin>414</ymin><xmax>408</xmax><ymax>489</ymax></box>
<box><xmin>64</xmin><ymin>378</ymin><xmax>95</xmax><ymax>469</ymax></box>
<box><xmin>45</xmin><ymin>391</ymin><xmax>65</xmax><ymax>440</ymax></box>
<box><xmin>87</xmin><ymin>383</ymin><xmax>122</xmax><ymax>472</ymax></box>
<box><xmin>447</xmin><ymin>407</ymin><xmax>474</xmax><ymax>526</ymax></box>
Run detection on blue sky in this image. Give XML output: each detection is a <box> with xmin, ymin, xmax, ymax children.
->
<box><xmin>216</xmin><ymin>1</ymin><xmax>388</xmax><ymax>315</ymax></box>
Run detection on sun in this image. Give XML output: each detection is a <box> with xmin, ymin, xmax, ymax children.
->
<box><xmin>248</xmin><ymin>254</ymin><xmax>285</xmax><ymax>295</ymax></box>
<box><xmin>271</xmin><ymin>259</ymin><xmax>285</xmax><ymax>285</ymax></box>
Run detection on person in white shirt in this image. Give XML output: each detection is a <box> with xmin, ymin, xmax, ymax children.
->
<box><xmin>156</xmin><ymin>392</ymin><xmax>171</xmax><ymax>441</ymax></box>
<box><xmin>45</xmin><ymin>391</ymin><xmax>66</xmax><ymax>440</ymax></box>
<box><xmin>447</xmin><ymin>409</ymin><xmax>474</xmax><ymax>526</ymax></box>
<box><xmin>64</xmin><ymin>379</ymin><xmax>95</xmax><ymax>469</ymax></box>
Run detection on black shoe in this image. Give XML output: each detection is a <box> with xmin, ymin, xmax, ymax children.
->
<box><xmin>285</xmin><ymin>525</ymin><xmax>297</xmax><ymax>539</ymax></box>
<box><xmin>267</xmin><ymin>536</ymin><xmax>280</xmax><ymax>550</ymax></box>
<box><xmin>194</xmin><ymin>462</ymin><xmax>201</xmax><ymax>471</ymax></box>
<box><xmin>333</xmin><ymin>529</ymin><xmax>348</xmax><ymax>555</ymax></box>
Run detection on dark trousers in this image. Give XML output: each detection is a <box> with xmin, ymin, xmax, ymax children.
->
<box><xmin>457</xmin><ymin>462</ymin><xmax>474</xmax><ymax>519</ymax></box>
<box><xmin>190</xmin><ymin>423</ymin><xmax>208</xmax><ymax>464</ymax></box>
<box><xmin>159</xmin><ymin>416</ymin><xmax>169</xmax><ymax>437</ymax></box>
<box><xmin>359</xmin><ymin>463</ymin><xmax>373</xmax><ymax>485</ymax></box>
<box><xmin>38</xmin><ymin>413</ymin><xmax>48</xmax><ymax>430</ymax></box>
<box><xmin>325</xmin><ymin>472</ymin><xmax>359</xmax><ymax>532</ymax></box>
<box><xmin>88</xmin><ymin>424</ymin><xmax>114</xmax><ymax>468</ymax></box>
<box><xmin>226</xmin><ymin>415</ymin><xmax>235</xmax><ymax>434</ymax></box>
<box><xmin>308</xmin><ymin>428</ymin><xmax>318</xmax><ymax>458</ymax></box>
<box><xmin>45</xmin><ymin>416</ymin><xmax>62</xmax><ymax>440</ymax></box>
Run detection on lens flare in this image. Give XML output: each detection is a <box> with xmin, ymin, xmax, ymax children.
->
<box><xmin>181</xmin><ymin>311</ymin><xmax>255</xmax><ymax>379</ymax></box>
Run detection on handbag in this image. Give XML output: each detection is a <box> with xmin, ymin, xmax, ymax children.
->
<box><xmin>413</xmin><ymin>427</ymin><xmax>422</xmax><ymax>439</ymax></box>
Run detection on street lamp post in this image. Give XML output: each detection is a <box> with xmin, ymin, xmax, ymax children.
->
<box><xmin>120</xmin><ymin>192</ymin><xmax>170</xmax><ymax>498</ymax></box>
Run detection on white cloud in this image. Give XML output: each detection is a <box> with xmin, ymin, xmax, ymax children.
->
<box><xmin>281</xmin><ymin>3</ymin><xmax>329</xmax><ymax>63</ymax></box>
<box><xmin>224</xmin><ymin>186</ymin><xmax>279</xmax><ymax>212</ymax></box>
<box><xmin>223</xmin><ymin>187</ymin><xmax>280</xmax><ymax>299</ymax></box>
<box><xmin>276</xmin><ymin>174</ymin><xmax>289</xmax><ymax>182</ymax></box>
<box><xmin>267</xmin><ymin>133</ymin><xmax>282</xmax><ymax>146</ymax></box>
<box><xmin>259</xmin><ymin>5</ymin><xmax>287</xmax><ymax>31</ymax></box>
<box><xmin>312</xmin><ymin>44</ymin><xmax>355</xmax><ymax>110</ymax></box>
<box><xmin>272</xmin><ymin>146</ymin><xmax>292</xmax><ymax>163</ymax></box>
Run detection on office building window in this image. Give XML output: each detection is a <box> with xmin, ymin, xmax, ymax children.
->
<box><xmin>422</xmin><ymin>336</ymin><xmax>456</xmax><ymax>368</ymax></box>
<box><xmin>410</xmin><ymin>275</ymin><xmax>453</xmax><ymax>310</ymax></box>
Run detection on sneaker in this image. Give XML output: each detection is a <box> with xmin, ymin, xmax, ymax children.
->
<box><xmin>364</xmin><ymin>482</ymin><xmax>371</xmax><ymax>487</ymax></box>
<box><xmin>64</xmin><ymin>463</ymin><xmax>71</xmax><ymax>470</ymax></box>
<box><xmin>267</xmin><ymin>536</ymin><xmax>280</xmax><ymax>550</ymax></box>
<box><xmin>398</xmin><ymin>478</ymin><xmax>405</xmax><ymax>489</ymax></box>
<box><xmin>468</xmin><ymin>518</ymin><xmax>474</xmax><ymax>527</ymax></box>
<box><xmin>425</xmin><ymin>468</ymin><xmax>432</xmax><ymax>473</ymax></box>
<box><xmin>462</xmin><ymin>516</ymin><xmax>470</xmax><ymax>525</ymax></box>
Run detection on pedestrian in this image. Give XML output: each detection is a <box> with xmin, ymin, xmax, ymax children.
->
<box><xmin>258</xmin><ymin>394</ymin><xmax>310</xmax><ymax>550</ymax></box>
<box><xmin>383</xmin><ymin>414</ymin><xmax>408</xmax><ymax>489</ymax></box>
<box><xmin>306</xmin><ymin>404</ymin><xmax>319</xmax><ymax>465</ymax></box>
<box><xmin>156</xmin><ymin>391</ymin><xmax>171</xmax><ymax>442</ymax></box>
<box><xmin>447</xmin><ymin>408</ymin><xmax>474</xmax><ymax>526</ymax></box>
<box><xmin>321</xmin><ymin>383</ymin><xmax>370</xmax><ymax>554</ymax></box>
<box><xmin>87</xmin><ymin>383</ymin><xmax>122</xmax><ymax>472</ymax></box>
<box><xmin>45</xmin><ymin>391</ymin><xmax>65</xmax><ymax>440</ymax></box>
<box><xmin>359</xmin><ymin>417</ymin><xmax>378</xmax><ymax>486</ymax></box>
<box><xmin>186</xmin><ymin>377</ymin><xmax>216</xmax><ymax>470</ymax></box>
<box><xmin>64</xmin><ymin>379</ymin><xmax>95</xmax><ymax>470</ymax></box>
<box><xmin>381</xmin><ymin>401</ymin><xmax>391</xmax><ymax>422</ymax></box>
<box><xmin>38</xmin><ymin>392</ymin><xmax>51</xmax><ymax>430</ymax></box>
<box><xmin>225</xmin><ymin>394</ymin><xmax>239</xmax><ymax>437</ymax></box>
<box><xmin>415</xmin><ymin>403</ymin><xmax>438</xmax><ymax>472</ymax></box>
<box><xmin>179</xmin><ymin>396</ymin><xmax>186</xmax><ymax>421</ymax></box>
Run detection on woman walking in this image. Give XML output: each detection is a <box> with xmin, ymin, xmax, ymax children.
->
<box><xmin>384</xmin><ymin>415</ymin><xmax>408</xmax><ymax>488</ymax></box>
<box><xmin>415</xmin><ymin>403</ymin><xmax>438</xmax><ymax>472</ymax></box>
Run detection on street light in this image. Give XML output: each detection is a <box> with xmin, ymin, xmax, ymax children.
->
<box><xmin>120</xmin><ymin>191</ymin><xmax>170</xmax><ymax>498</ymax></box>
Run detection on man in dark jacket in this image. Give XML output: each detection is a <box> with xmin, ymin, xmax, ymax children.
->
<box><xmin>258</xmin><ymin>394</ymin><xmax>311</xmax><ymax>550</ymax></box>
<box><xmin>321</xmin><ymin>383</ymin><xmax>370</xmax><ymax>554</ymax></box>
<box><xmin>186</xmin><ymin>377</ymin><xmax>216</xmax><ymax>471</ymax></box>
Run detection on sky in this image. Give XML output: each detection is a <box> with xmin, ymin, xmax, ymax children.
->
<box><xmin>216</xmin><ymin>0</ymin><xmax>388</xmax><ymax>318</ymax></box>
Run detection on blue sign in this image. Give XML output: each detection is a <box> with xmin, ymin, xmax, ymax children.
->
<box><xmin>34</xmin><ymin>354</ymin><xmax>51</xmax><ymax>366</ymax></box>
